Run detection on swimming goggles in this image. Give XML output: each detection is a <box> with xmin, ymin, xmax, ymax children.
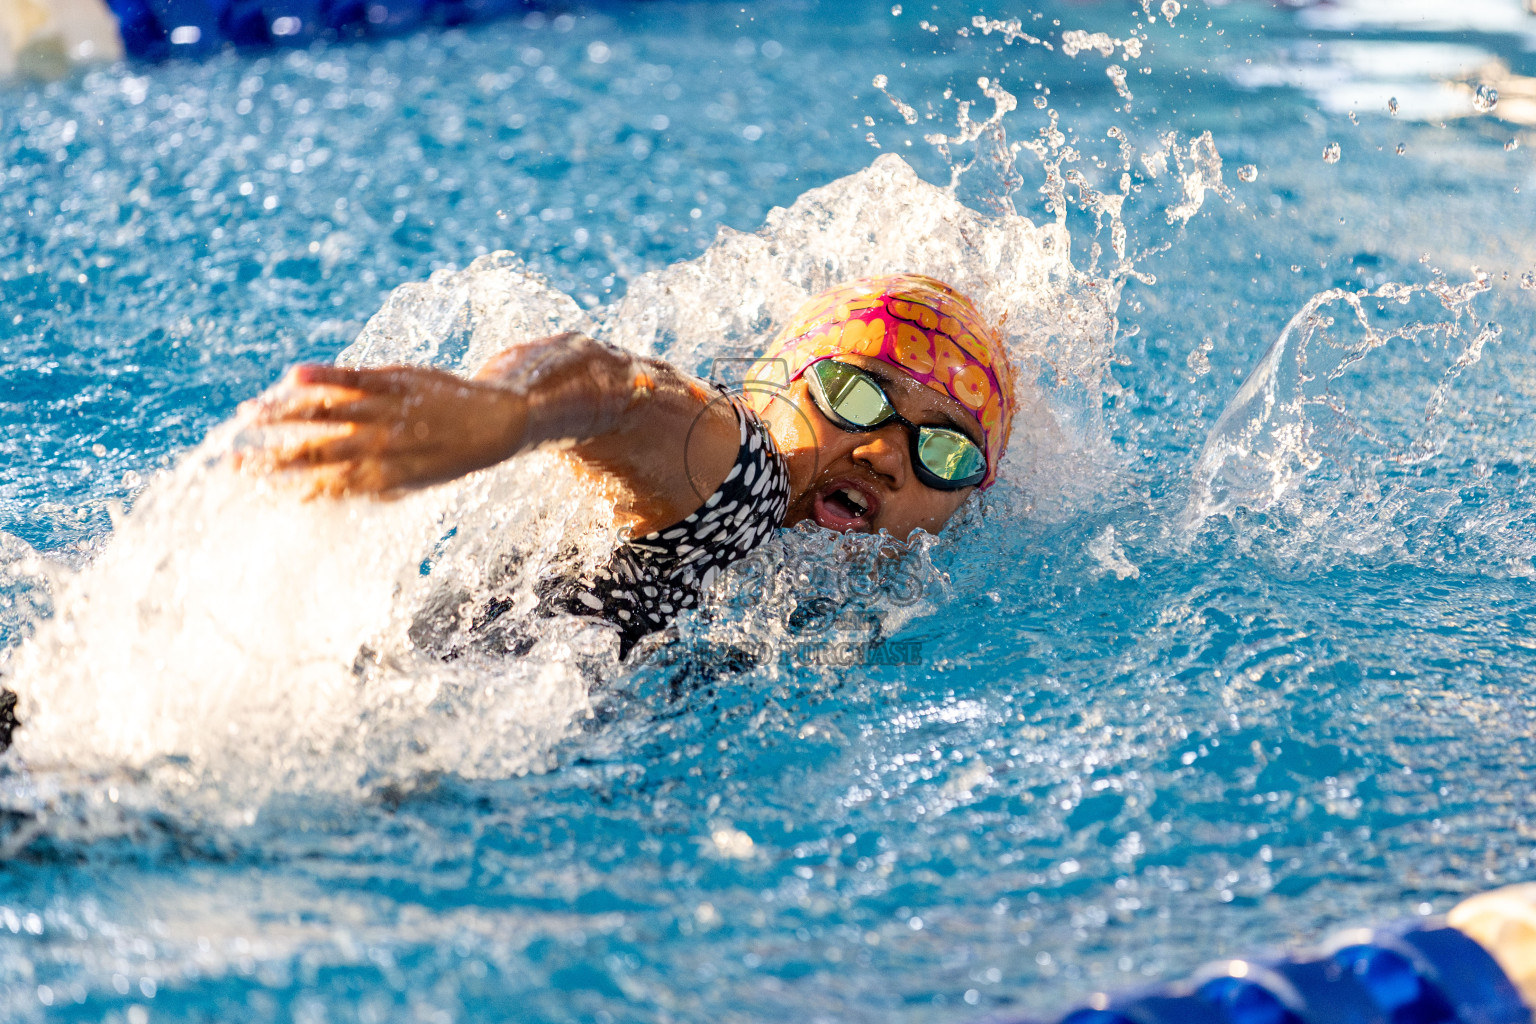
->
<box><xmin>805</xmin><ymin>359</ymin><xmax>988</xmax><ymax>491</ymax></box>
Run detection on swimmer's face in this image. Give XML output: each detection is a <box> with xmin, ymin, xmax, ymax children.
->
<box><xmin>759</xmin><ymin>354</ymin><xmax>982</xmax><ymax>541</ymax></box>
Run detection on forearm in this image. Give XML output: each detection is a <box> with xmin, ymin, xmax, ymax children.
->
<box><xmin>475</xmin><ymin>333</ymin><xmax>740</xmax><ymax>528</ymax></box>
<box><xmin>240</xmin><ymin>333</ymin><xmax>737</xmax><ymax>507</ymax></box>
<box><xmin>473</xmin><ymin>332</ymin><xmax>660</xmax><ymax>450</ymax></box>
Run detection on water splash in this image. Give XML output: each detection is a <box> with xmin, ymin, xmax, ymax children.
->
<box><xmin>0</xmin><ymin>535</ymin><xmax>55</xmax><ymax>652</ymax></box>
<box><xmin>969</xmin><ymin>16</ymin><xmax>1051</xmax><ymax>51</ymax></box>
<box><xmin>1150</xmin><ymin>131</ymin><xmax>1234</xmax><ymax>226</ymax></box>
<box><xmin>1106</xmin><ymin>65</ymin><xmax>1133</xmax><ymax>103</ymax></box>
<box><xmin>1184</xmin><ymin>278</ymin><xmax>1500</xmax><ymax>541</ymax></box>
<box><xmin>1060</xmin><ymin>31</ymin><xmax>1142</xmax><ymax>63</ymax></box>
<box><xmin>1086</xmin><ymin>526</ymin><xmax>1140</xmax><ymax>580</ymax></box>
<box><xmin>6</xmin><ymin>440</ymin><xmax>612</xmax><ymax>791</ymax></box>
<box><xmin>873</xmin><ymin>74</ymin><xmax>920</xmax><ymax>126</ymax></box>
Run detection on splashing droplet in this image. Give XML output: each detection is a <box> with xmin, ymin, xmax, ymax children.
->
<box><xmin>1185</xmin><ymin>337</ymin><xmax>1214</xmax><ymax>378</ymax></box>
<box><xmin>890</xmin><ymin>3</ymin><xmax>902</xmax><ymax>13</ymax></box>
<box><xmin>1160</xmin><ymin>0</ymin><xmax>1181</xmax><ymax>25</ymax></box>
<box><xmin>1322</xmin><ymin>142</ymin><xmax>1341</xmax><ymax>164</ymax></box>
<box><xmin>1395</xmin><ymin>143</ymin><xmax>1407</xmax><ymax>156</ymax></box>
<box><xmin>1475</xmin><ymin>84</ymin><xmax>1499</xmax><ymax>114</ymax></box>
<box><xmin>1237</xmin><ymin>164</ymin><xmax>1257</xmax><ymax>183</ymax></box>
<box><xmin>1506</xmin><ymin>138</ymin><xmax>1520</xmax><ymax>152</ymax></box>
<box><xmin>1033</xmin><ymin>95</ymin><xmax>1048</xmax><ymax>109</ymax></box>
<box><xmin>872</xmin><ymin>74</ymin><xmax>888</xmax><ymax>89</ymax></box>
<box><xmin>1387</xmin><ymin>97</ymin><xmax>1399</xmax><ymax>116</ymax></box>
<box><xmin>1105</xmin><ymin>65</ymin><xmax>1132</xmax><ymax>102</ymax></box>
<box><xmin>969</xmin><ymin>15</ymin><xmax>1048</xmax><ymax>47</ymax></box>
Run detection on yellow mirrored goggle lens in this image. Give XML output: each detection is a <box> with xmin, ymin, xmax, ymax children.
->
<box><xmin>917</xmin><ymin>429</ymin><xmax>987</xmax><ymax>481</ymax></box>
<box><xmin>815</xmin><ymin>362</ymin><xmax>892</xmax><ymax>425</ymax></box>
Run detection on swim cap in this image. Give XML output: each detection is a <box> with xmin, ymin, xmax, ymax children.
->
<box><xmin>747</xmin><ymin>274</ymin><xmax>1016</xmax><ymax>489</ymax></box>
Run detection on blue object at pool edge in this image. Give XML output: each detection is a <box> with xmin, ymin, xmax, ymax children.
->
<box><xmin>1033</xmin><ymin>923</ymin><xmax>1530</xmax><ymax>1024</ymax></box>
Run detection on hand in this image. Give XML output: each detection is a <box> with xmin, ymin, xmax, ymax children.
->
<box><xmin>235</xmin><ymin>363</ymin><xmax>527</xmax><ymax>498</ymax></box>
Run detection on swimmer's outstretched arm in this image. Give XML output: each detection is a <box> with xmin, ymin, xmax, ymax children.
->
<box><xmin>239</xmin><ymin>332</ymin><xmax>741</xmax><ymax>533</ymax></box>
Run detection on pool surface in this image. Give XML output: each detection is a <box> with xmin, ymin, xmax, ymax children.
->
<box><xmin>5</xmin><ymin>1</ymin><xmax>1536</xmax><ymax>1021</ymax></box>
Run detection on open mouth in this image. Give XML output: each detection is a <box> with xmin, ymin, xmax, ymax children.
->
<box><xmin>812</xmin><ymin>479</ymin><xmax>880</xmax><ymax>532</ymax></box>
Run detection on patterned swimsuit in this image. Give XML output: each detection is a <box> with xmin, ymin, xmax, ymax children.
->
<box><xmin>548</xmin><ymin>391</ymin><xmax>790</xmax><ymax>656</ymax></box>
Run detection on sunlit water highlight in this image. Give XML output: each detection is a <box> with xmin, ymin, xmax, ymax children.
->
<box><xmin>4</xmin><ymin>1</ymin><xmax>1536</xmax><ymax>1022</ymax></box>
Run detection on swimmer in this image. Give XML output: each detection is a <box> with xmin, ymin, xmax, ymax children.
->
<box><xmin>239</xmin><ymin>273</ymin><xmax>1016</xmax><ymax>655</ymax></box>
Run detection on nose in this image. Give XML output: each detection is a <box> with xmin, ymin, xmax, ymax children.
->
<box><xmin>851</xmin><ymin>426</ymin><xmax>909</xmax><ymax>490</ymax></box>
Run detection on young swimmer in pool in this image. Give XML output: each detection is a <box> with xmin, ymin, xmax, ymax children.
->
<box><xmin>242</xmin><ymin>274</ymin><xmax>1016</xmax><ymax>654</ymax></box>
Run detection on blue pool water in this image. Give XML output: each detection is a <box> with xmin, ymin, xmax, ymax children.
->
<box><xmin>6</xmin><ymin>1</ymin><xmax>1536</xmax><ymax>1021</ymax></box>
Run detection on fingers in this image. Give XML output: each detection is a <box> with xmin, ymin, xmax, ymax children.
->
<box><xmin>241</xmin><ymin>389</ymin><xmax>397</xmax><ymax>427</ymax></box>
<box><xmin>252</xmin><ymin>424</ymin><xmax>387</xmax><ymax>472</ymax></box>
<box><xmin>236</xmin><ymin>423</ymin><xmax>446</xmax><ymax>498</ymax></box>
<box><xmin>286</xmin><ymin>363</ymin><xmax>367</xmax><ymax>389</ymax></box>
<box><xmin>293</xmin><ymin>453</ymin><xmax>454</xmax><ymax>500</ymax></box>
<box><xmin>239</xmin><ymin>440</ymin><xmax>405</xmax><ymax>500</ymax></box>
<box><xmin>240</xmin><ymin>366</ymin><xmax>368</xmax><ymax>426</ymax></box>
<box><xmin>233</xmin><ymin>362</ymin><xmax>511</xmax><ymax>499</ymax></box>
<box><xmin>245</xmin><ymin>365</ymin><xmax>477</xmax><ymax>428</ymax></box>
<box><xmin>296</xmin><ymin>460</ymin><xmax>398</xmax><ymax>501</ymax></box>
<box><xmin>290</xmin><ymin>362</ymin><xmax>463</xmax><ymax>394</ymax></box>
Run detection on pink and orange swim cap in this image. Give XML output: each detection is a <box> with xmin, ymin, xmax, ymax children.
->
<box><xmin>747</xmin><ymin>274</ymin><xmax>1016</xmax><ymax>489</ymax></box>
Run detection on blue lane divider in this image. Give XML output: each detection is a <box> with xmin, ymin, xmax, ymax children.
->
<box><xmin>101</xmin><ymin>0</ymin><xmax>536</xmax><ymax>59</ymax></box>
<box><xmin>1008</xmin><ymin>923</ymin><xmax>1529</xmax><ymax>1024</ymax></box>
<box><xmin>1389</xmin><ymin>924</ymin><xmax>1529</xmax><ymax>1024</ymax></box>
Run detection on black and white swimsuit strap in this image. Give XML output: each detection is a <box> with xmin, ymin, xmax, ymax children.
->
<box><xmin>565</xmin><ymin>389</ymin><xmax>790</xmax><ymax>651</ymax></box>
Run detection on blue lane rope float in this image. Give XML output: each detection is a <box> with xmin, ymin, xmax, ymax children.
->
<box><xmin>100</xmin><ymin>0</ymin><xmax>541</xmax><ymax>60</ymax></box>
<box><xmin>1017</xmin><ymin>919</ymin><xmax>1531</xmax><ymax>1024</ymax></box>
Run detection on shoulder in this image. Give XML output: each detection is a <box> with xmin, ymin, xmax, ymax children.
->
<box><xmin>707</xmin><ymin>391</ymin><xmax>791</xmax><ymax>520</ymax></box>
